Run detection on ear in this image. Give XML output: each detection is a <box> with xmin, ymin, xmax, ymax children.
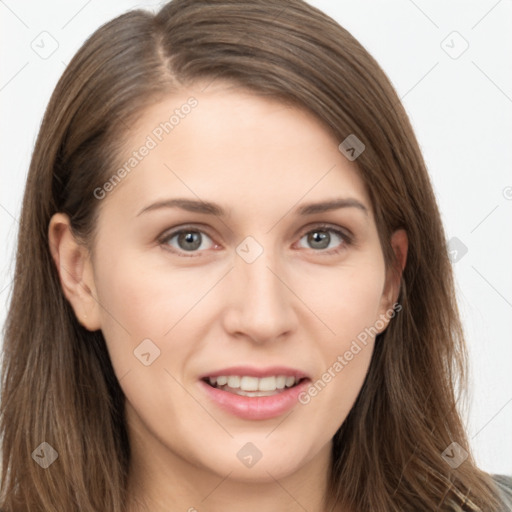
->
<box><xmin>48</xmin><ymin>213</ymin><xmax>102</xmax><ymax>331</ymax></box>
<box><xmin>376</xmin><ymin>229</ymin><xmax>408</xmax><ymax>330</ymax></box>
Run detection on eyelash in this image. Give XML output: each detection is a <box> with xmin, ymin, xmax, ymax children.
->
<box><xmin>158</xmin><ymin>223</ymin><xmax>353</xmax><ymax>258</ymax></box>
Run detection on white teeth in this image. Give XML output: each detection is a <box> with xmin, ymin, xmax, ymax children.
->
<box><xmin>258</xmin><ymin>376</ymin><xmax>276</xmax><ymax>391</ymax></box>
<box><xmin>207</xmin><ymin>375</ymin><xmax>300</xmax><ymax>391</ymax></box>
<box><xmin>227</xmin><ymin>376</ymin><xmax>240</xmax><ymax>388</ymax></box>
<box><xmin>216</xmin><ymin>376</ymin><xmax>228</xmax><ymax>386</ymax></box>
<box><xmin>240</xmin><ymin>376</ymin><xmax>259</xmax><ymax>391</ymax></box>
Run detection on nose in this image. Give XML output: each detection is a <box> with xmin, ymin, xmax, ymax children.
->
<box><xmin>222</xmin><ymin>246</ymin><xmax>297</xmax><ymax>344</ymax></box>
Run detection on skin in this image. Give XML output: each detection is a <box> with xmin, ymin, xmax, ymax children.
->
<box><xmin>49</xmin><ymin>82</ymin><xmax>407</xmax><ymax>512</ymax></box>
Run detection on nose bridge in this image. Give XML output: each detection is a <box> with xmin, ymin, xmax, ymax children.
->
<box><xmin>226</xmin><ymin>237</ymin><xmax>295</xmax><ymax>341</ymax></box>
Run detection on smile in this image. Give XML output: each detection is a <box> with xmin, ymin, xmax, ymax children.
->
<box><xmin>199</xmin><ymin>367</ymin><xmax>311</xmax><ymax>420</ymax></box>
<box><xmin>205</xmin><ymin>375</ymin><xmax>303</xmax><ymax>396</ymax></box>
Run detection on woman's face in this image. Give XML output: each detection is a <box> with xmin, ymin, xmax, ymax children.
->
<box><xmin>80</xmin><ymin>83</ymin><xmax>404</xmax><ymax>485</ymax></box>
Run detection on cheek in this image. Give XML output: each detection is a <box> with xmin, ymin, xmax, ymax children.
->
<box><xmin>299</xmin><ymin>258</ymin><xmax>385</xmax><ymax>414</ymax></box>
<box><xmin>92</xmin><ymin>248</ymin><xmax>219</xmax><ymax>375</ymax></box>
<box><xmin>94</xmin><ymin>247</ymin><xmax>200</xmax><ymax>333</ymax></box>
<box><xmin>310</xmin><ymin>258</ymin><xmax>386</xmax><ymax>345</ymax></box>
<box><xmin>298</xmin><ymin>300</ymin><xmax>382</xmax><ymax>442</ymax></box>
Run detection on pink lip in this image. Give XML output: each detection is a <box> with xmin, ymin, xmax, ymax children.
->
<box><xmin>199</xmin><ymin>365</ymin><xmax>309</xmax><ymax>380</ymax></box>
<box><xmin>199</xmin><ymin>377</ymin><xmax>311</xmax><ymax>421</ymax></box>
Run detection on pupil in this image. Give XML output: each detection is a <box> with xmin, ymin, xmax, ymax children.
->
<box><xmin>309</xmin><ymin>230</ymin><xmax>329</xmax><ymax>249</ymax></box>
<box><xmin>179</xmin><ymin>231</ymin><xmax>201</xmax><ymax>251</ymax></box>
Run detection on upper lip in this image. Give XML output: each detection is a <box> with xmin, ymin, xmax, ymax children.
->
<box><xmin>199</xmin><ymin>365</ymin><xmax>310</xmax><ymax>380</ymax></box>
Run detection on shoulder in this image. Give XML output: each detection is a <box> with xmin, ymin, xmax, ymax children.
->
<box><xmin>492</xmin><ymin>474</ymin><xmax>512</xmax><ymax>511</ymax></box>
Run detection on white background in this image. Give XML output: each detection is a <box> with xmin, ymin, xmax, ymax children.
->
<box><xmin>1</xmin><ymin>0</ymin><xmax>511</xmax><ymax>475</ymax></box>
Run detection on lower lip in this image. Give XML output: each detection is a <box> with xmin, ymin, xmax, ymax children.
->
<box><xmin>199</xmin><ymin>379</ymin><xmax>311</xmax><ymax>420</ymax></box>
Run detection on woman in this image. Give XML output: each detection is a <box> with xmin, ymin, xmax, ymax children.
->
<box><xmin>1</xmin><ymin>0</ymin><xmax>510</xmax><ymax>510</ymax></box>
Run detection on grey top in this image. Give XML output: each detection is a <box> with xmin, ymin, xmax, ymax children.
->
<box><xmin>451</xmin><ymin>474</ymin><xmax>512</xmax><ymax>511</ymax></box>
<box><xmin>493</xmin><ymin>475</ymin><xmax>512</xmax><ymax>511</ymax></box>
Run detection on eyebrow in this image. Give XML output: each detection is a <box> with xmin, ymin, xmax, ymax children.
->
<box><xmin>136</xmin><ymin>197</ymin><xmax>368</xmax><ymax>217</ymax></box>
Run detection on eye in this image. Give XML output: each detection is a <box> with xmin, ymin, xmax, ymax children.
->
<box><xmin>296</xmin><ymin>224</ymin><xmax>352</xmax><ymax>254</ymax></box>
<box><xmin>159</xmin><ymin>223</ymin><xmax>352</xmax><ymax>257</ymax></box>
<box><xmin>159</xmin><ymin>226</ymin><xmax>216</xmax><ymax>257</ymax></box>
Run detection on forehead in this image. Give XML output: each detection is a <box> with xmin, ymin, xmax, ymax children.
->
<box><xmin>101</xmin><ymin>83</ymin><xmax>372</xmax><ymax>221</ymax></box>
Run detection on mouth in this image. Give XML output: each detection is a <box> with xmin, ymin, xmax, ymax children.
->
<box><xmin>198</xmin><ymin>366</ymin><xmax>311</xmax><ymax>420</ymax></box>
<box><xmin>202</xmin><ymin>375</ymin><xmax>308</xmax><ymax>397</ymax></box>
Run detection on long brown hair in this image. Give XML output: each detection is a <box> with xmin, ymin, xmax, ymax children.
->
<box><xmin>0</xmin><ymin>0</ymin><xmax>505</xmax><ymax>510</ymax></box>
